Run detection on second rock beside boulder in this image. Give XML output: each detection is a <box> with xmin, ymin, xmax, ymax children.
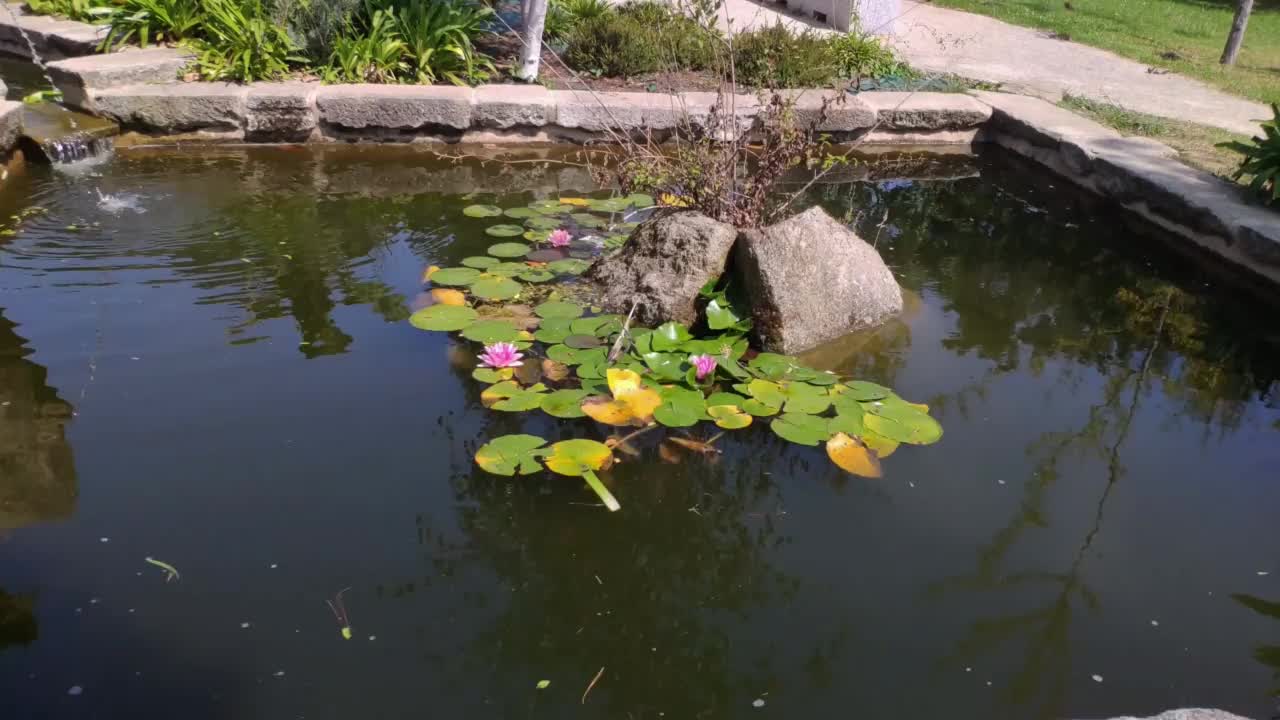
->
<box><xmin>585</xmin><ymin>210</ymin><xmax>738</xmax><ymax>327</ymax></box>
<box><xmin>733</xmin><ymin>206</ymin><xmax>903</xmax><ymax>354</ymax></box>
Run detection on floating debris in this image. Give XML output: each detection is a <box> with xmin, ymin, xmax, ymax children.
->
<box><xmin>144</xmin><ymin>557</ymin><xmax>180</xmax><ymax>583</ymax></box>
<box><xmin>536</xmin><ymin>680</ymin><xmax>550</xmax><ymax>690</ymax></box>
<box><xmin>1091</xmin><ymin>674</ymin><xmax>1104</xmax><ymax>683</ymax></box>
<box><xmin>581</xmin><ymin>666</ymin><xmax>604</xmax><ymax>705</ymax></box>
<box><xmin>67</xmin><ymin>686</ymin><xmax>83</xmax><ymax>696</ymax></box>
<box><xmin>99</xmin><ymin>537</ymin><xmax>109</xmax><ymax>543</ymax></box>
<box><xmin>326</xmin><ymin>587</ymin><xmax>353</xmax><ymax>640</ymax></box>
<box><xmin>240</xmin><ymin>622</ymin><xmax>251</xmax><ymax>629</ymax></box>
<box><xmin>752</xmin><ymin>698</ymin><xmax>765</xmax><ymax>708</ymax></box>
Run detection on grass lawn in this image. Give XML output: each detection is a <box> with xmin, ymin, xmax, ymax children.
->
<box><xmin>1059</xmin><ymin>94</ymin><xmax>1249</xmax><ymax>176</ymax></box>
<box><xmin>928</xmin><ymin>0</ymin><xmax>1280</xmax><ymax>105</ymax></box>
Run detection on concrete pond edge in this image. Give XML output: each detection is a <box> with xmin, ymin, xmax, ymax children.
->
<box><xmin>0</xmin><ymin>7</ymin><xmax>1277</xmax><ymax>291</ymax></box>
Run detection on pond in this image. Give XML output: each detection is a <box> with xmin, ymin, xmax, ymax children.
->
<box><xmin>0</xmin><ymin>145</ymin><xmax>1277</xmax><ymax>720</ymax></box>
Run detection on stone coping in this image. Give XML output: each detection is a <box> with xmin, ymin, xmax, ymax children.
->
<box><xmin>0</xmin><ymin>3</ymin><xmax>104</xmax><ymax>60</ymax></box>
<box><xmin>17</xmin><ymin>39</ymin><xmax>1280</xmax><ymax>288</ymax></box>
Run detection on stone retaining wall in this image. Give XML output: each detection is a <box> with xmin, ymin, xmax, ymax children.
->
<box><xmin>0</xmin><ymin>3</ymin><xmax>103</xmax><ymax>60</ymax></box>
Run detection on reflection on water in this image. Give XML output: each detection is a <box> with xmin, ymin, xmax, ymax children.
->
<box><xmin>0</xmin><ymin>146</ymin><xmax>1276</xmax><ymax>720</ymax></box>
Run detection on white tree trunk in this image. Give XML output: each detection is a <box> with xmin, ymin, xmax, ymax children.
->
<box><xmin>1220</xmin><ymin>0</ymin><xmax>1253</xmax><ymax>65</ymax></box>
<box><xmin>518</xmin><ymin>0</ymin><xmax>548</xmax><ymax>82</ymax></box>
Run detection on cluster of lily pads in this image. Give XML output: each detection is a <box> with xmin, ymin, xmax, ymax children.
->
<box><xmin>410</xmin><ymin>196</ymin><xmax>943</xmax><ymax>512</ymax></box>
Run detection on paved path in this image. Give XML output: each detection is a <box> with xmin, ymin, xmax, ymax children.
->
<box><xmin>717</xmin><ymin>0</ymin><xmax>1269</xmax><ymax>136</ymax></box>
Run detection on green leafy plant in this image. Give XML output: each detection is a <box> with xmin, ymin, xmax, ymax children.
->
<box><xmin>188</xmin><ymin>0</ymin><xmax>303</xmax><ymax>82</ymax></box>
<box><xmin>100</xmin><ymin>0</ymin><xmax>204</xmax><ymax>49</ymax></box>
<box><xmin>25</xmin><ymin>0</ymin><xmax>113</xmax><ymax>23</ymax></box>
<box><xmin>830</xmin><ymin>31</ymin><xmax>906</xmax><ymax>84</ymax></box>
<box><xmin>731</xmin><ymin>23</ymin><xmax>838</xmax><ymax>88</ymax></box>
<box><xmin>279</xmin><ymin>0</ymin><xmax>364</xmax><ymax>62</ymax></box>
<box><xmin>563</xmin><ymin>0</ymin><xmax>718</xmax><ymax>77</ymax></box>
<box><xmin>385</xmin><ymin>0</ymin><xmax>494</xmax><ymax>85</ymax></box>
<box><xmin>1218</xmin><ymin>104</ymin><xmax>1280</xmax><ymax>205</ymax></box>
<box><xmin>324</xmin><ymin>7</ymin><xmax>406</xmax><ymax>82</ymax></box>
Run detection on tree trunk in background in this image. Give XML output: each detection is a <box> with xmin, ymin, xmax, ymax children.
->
<box><xmin>1220</xmin><ymin>0</ymin><xmax>1254</xmax><ymax>66</ymax></box>
<box><xmin>518</xmin><ymin>0</ymin><xmax>547</xmax><ymax>81</ymax></box>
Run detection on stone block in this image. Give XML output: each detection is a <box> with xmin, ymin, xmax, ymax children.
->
<box><xmin>93</xmin><ymin>83</ymin><xmax>247</xmax><ymax>132</ymax></box>
<box><xmin>774</xmin><ymin>89</ymin><xmax>875</xmax><ymax>131</ymax></box>
<box><xmin>474</xmin><ymin>84</ymin><xmax>554</xmax><ymax>128</ymax></box>
<box><xmin>48</xmin><ymin>48</ymin><xmax>193</xmax><ymax>111</ymax></box>
<box><xmin>246</xmin><ymin>83</ymin><xmax>318</xmax><ymax>142</ymax></box>
<box><xmin>859</xmin><ymin>92</ymin><xmax>992</xmax><ymax>130</ymax></box>
<box><xmin>553</xmin><ymin>91</ymin><xmax>692</xmax><ymax>133</ymax></box>
<box><xmin>0</xmin><ymin>101</ymin><xmax>22</xmax><ymax>154</ymax></box>
<box><xmin>316</xmin><ymin>85</ymin><xmax>473</xmax><ymax>130</ymax></box>
<box><xmin>0</xmin><ymin>4</ymin><xmax>104</xmax><ymax>60</ymax></box>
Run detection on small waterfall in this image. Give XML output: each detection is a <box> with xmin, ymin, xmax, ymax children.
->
<box><xmin>19</xmin><ymin>102</ymin><xmax>118</xmax><ymax>164</ymax></box>
<box><xmin>40</xmin><ymin>134</ymin><xmax>114</xmax><ymax>163</ymax></box>
<box><xmin>0</xmin><ymin>3</ymin><xmax>78</xmax><ymax>130</ymax></box>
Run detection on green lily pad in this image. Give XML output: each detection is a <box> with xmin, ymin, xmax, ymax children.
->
<box><xmin>625</xmin><ymin>193</ymin><xmax>655</xmax><ymax>207</ymax></box>
<box><xmin>705</xmin><ymin>392</ymin><xmax>747</xmax><ymax>407</ymax></box>
<box><xmin>410</xmin><ymin>304</ymin><xmax>478</xmax><ymax>331</ymax></box>
<box><xmin>836</xmin><ymin>381</ymin><xmax>892</xmax><ymax>402</ymax></box>
<box><xmin>527</xmin><ymin>248</ymin><xmax>567</xmax><ymax>263</ymax></box>
<box><xmin>706</xmin><ymin>296</ymin><xmax>750</xmax><ymax>331</ymax></box>
<box><xmin>503</xmin><ymin>207</ymin><xmax>538</xmax><ymax>218</ymax></box>
<box><xmin>546</xmin><ymin>344</ymin><xmax>585</xmax><ymax>365</ymax></box>
<box><xmin>652</xmin><ymin>322</ymin><xmax>693</xmax><ymax>351</ymax></box>
<box><xmin>781</xmin><ymin>382</ymin><xmax>831</xmax><ymax>414</ymax></box>
<box><xmin>470</xmin><ymin>275</ymin><xmax>523</xmax><ymax>301</ymax></box>
<box><xmin>565</xmin><ymin>334</ymin><xmax>603</xmax><ymax>349</ymax></box>
<box><xmin>530</xmin><ymin>200</ymin><xmax>573</xmax><ymax>215</ymax></box>
<box><xmin>534</xmin><ymin>317</ymin><xmax>573</xmax><ymax>343</ymax></box>
<box><xmin>463</xmin><ymin>204</ymin><xmax>503</xmax><ymax>218</ymax></box>
<box><xmin>587</xmin><ymin>198</ymin><xmax>630</xmax><ymax>213</ymax></box>
<box><xmin>429</xmin><ymin>267</ymin><xmax>482</xmax><ymax>286</ymax></box>
<box><xmin>548</xmin><ymin>258</ymin><xmax>591</xmax><ymax>275</ymax></box>
<box><xmin>653</xmin><ymin>387</ymin><xmax>706</xmax><ymax>428</ymax></box>
<box><xmin>771</xmin><ymin>412</ymin><xmax>830</xmax><ymax>446</ymax></box>
<box><xmin>460</xmin><ymin>320</ymin><xmax>521</xmax><ymax>344</ymax></box>
<box><xmin>543</xmin><ymin>439</ymin><xmax>613</xmax><ymax>477</ymax></box>
<box><xmin>642</xmin><ymin>351</ymin><xmax>686</xmax><ymax>381</ymax></box>
<box><xmin>482</xmin><ymin>380</ymin><xmax>547</xmax><ymax>412</ymax></box>
<box><xmin>748</xmin><ymin>353</ymin><xmax>805</xmax><ymax>380</ymax></box>
<box><xmin>828</xmin><ymin>407</ymin><xmax>865</xmax><ymax>437</ymax></box>
<box><xmin>524</xmin><ymin>229</ymin><xmax>551</xmax><ymax>242</ymax></box>
<box><xmin>571</xmin><ymin>315</ymin><xmax>622</xmax><ymax>338</ymax></box>
<box><xmin>486</xmin><ymin>261</ymin><xmax>529</xmax><ymax>276</ymax></box>
<box><xmin>486</xmin><ymin>224</ymin><xmax>526</xmax><ymax>238</ymax></box>
<box><xmin>540</xmin><ymin>389</ymin><xmax>591</xmax><ymax>418</ymax></box>
<box><xmin>571</xmin><ymin>213</ymin><xmax>605</xmax><ymax>228</ymax></box>
<box><xmin>707</xmin><ymin>404</ymin><xmax>752</xmax><ymax>429</ymax></box>
<box><xmin>518</xmin><ymin>269</ymin><xmax>555</xmax><ymax>283</ymax></box>
<box><xmin>745</xmin><ymin>379</ymin><xmax>786</xmax><ymax>408</ymax></box>
<box><xmin>474</xmin><ymin>433</ymin><xmax>547</xmax><ymax>475</ymax></box>
<box><xmin>525</xmin><ymin>216</ymin><xmax>562</xmax><ymax>230</ymax></box>
<box><xmin>472</xmin><ymin>367</ymin><xmax>515</xmax><ymax>384</ymax></box>
<box><xmin>487</xmin><ymin>242</ymin><xmax>530</xmax><ymax>258</ymax></box>
<box><xmin>864</xmin><ymin>399</ymin><xmax>943</xmax><ymax>445</ymax></box>
<box><xmin>743</xmin><ymin>398</ymin><xmax>780</xmax><ymax>416</ymax></box>
<box><xmin>536</xmin><ymin>301</ymin><xmax>584</xmax><ymax>319</ymax></box>
<box><xmin>461</xmin><ymin>256</ymin><xmax>500</xmax><ymax>269</ymax></box>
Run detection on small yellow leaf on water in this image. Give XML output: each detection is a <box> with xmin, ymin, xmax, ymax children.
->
<box><xmin>581</xmin><ymin>397</ymin><xmax>636</xmax><ymax>426</ymax></box>
<box><xmin>558</xmin><ymin>197</ymin><xmax>590</xmax><ymax>206</ymax></box>
<box><xmin>827</xmin><ymin>432</ymin><xmax>883</xmax><ymax>478</ymax></box>
<box><xmin>430</xmin><ymin>288</ymin><xmax>467</xmax><ymax>306</ymax></box>
<box><xmin>606</xmin><ymin>368</ymin><xmax>642</xmax><ymax>397</ymax></box>
<box><xmin>536</xmin><ymin>680</ymin><xmax>551</xmax><ymax>690</ymax></box>
<box><xmin>341</xmin><ymin>626</ymin><xmax>352</xmax><ymax>640</ymax></box>
<box><xmin>423</xmin><ymin>265</ymin><xmax>441</xmax><ymax>283</ymax></box>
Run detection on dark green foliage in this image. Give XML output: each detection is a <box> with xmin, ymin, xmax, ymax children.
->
<box><xmin>321</xmin><ymin>0</ymin><xmax>495</xmax><ymax>85</ymax></box>
<box><xmin>280</xmin><ymin>0</ymin><xmax>364</xmax><ymax>62</ymax></box>
<box><xmin>563</xmin><ymin>0</ymin><xmax>718</xmax><ymax>77</ymax></box>
<box><xmin>830</xmin><ymin>31</ymin><xmax>907</xmax><ymax>84</ymax></box>
<box><xmin>99</xmin><ymin>0</ymin><xmax>203</xmax><ymax>49</ymax></box>
<box><xmin>1219</xmin><ymin>104</ymin><xmax>1280</xmax><ymax>205</ymax></box>
<box><xmin>25</xmin><ymin>0</ymin><xmax>112</xmax><ymax>22</ymax></box>
<box><xmin>731</xmin><ymin>23</ymin><xmax>837</xmax><ymax>88</ymax></box>
<box><xmin>189</xmin><ymin>0</ymin><xmax>302</xmax><ymax>82</ymax></box>
<box><xmin>545</xmin><ymin>0</ymin><xmax>613</xmax><ymax>43</ymax></box>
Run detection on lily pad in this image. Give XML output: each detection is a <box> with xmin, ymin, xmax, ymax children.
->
<box><xmin>486</xmin><ymin>224</ymin><xmax>526</xmax><ymax>238</ymax></box>
<box><xmin>652</xmin><ymin>322</ymin><xmax>694</xmax><ymax>351</ymax></box>
<box><xmin>470</xmin><ymin>275</ymin><xmax>523</xmax><ymax>301</ymax></box>
<box><xmin>530</xmin><ymin>200</ymin><xmax>573</xmax><ymax>215</ymax></box>
<box><xmin>463</xmin><ymin>204</ymin><xmax>503</xmax><ymax>218</ymax></box>
<box><xmin>524</xmin><ymin>230</ymin><xmax>551</xmax><ymax>242</ymax></box>
<box><xmin>706</xmin><ymin>296</ymin><xmax>750</xmax><ymax>331</ymax></box>
<box><xmin>429</xmin><ymin>267</ymin><xmax>481</xmax><ymax>287</ymax></box>
<box><xmin>534</xmin><ymin>317</ymin><xmax>573</xmax><ymax>343</ymax></box>
<box><xmin>474</xmin><ymin>434</ymin><xmax>547</xmax><ymax>475</ymax></box>
<box><xmin>472</xmin><ymin>367</ymin><xmax>515</xmax><ymax>384</ymax></box>
<box><xmin>481</xmin><ymin>381</ymin><xmax>548</xmax><ymax>412</ymax></box>
<box><xmin>410</xmin><ymin>304</ymin><xmax>478</xmax><ymax>331</ymax></box>
<box><xmin>461</xmin><ymin>256</ymin><xmax>500</xmax><ymax>269</ymax></box>
<box><xmin>487</xmin><ymin>242</ymin><xmax>530</xmax><ymax>258</ymax></box>
<box><xmin>827</xmin><ymin>407</ymin><xmax>865</xmax><ymax>437</ymax></box>
<box><xmin>546</xmin><ymin>344</ymin><xmax>586</xmax><ymax>365</ymax></box>
<box><xmin>503</xmin><ymin>207</ymin><xmax>538</xmax><ymax>218</ymax></box>
<box><xmin>486</xmin><ymin>261</ymin><xmax>530</xmax><ymax>276</ymax></box>
<box><xmin>460</xmin><ymin>320</ymin><xmax>521</xmax><ymax>344</ymax></box>
<box><xmin>518</xmin><ymin>269</ymin><xmax>555</xmax><ymax>283</ymax></box>
<box><xmin>544</xmin><ymin>439</ymin><xmax>613</xmax><ymax>476</ymax></box>
<box><xmin>745</xmin><ymin>379</ymin><xmax>786</xmax><ymax>409</ymax></box>
<box><xmin>864</xmin><ymin>400</ymin><xmax>943</xmax><ymax>445</ymax></box>
<box><xmin>565</xmin><ymin>333</ymin><xmax>603</xmax><ymax>349</ymax></box>
<box><xmin>743</xmin><ymin>398</ymin><xmax>780</xmax><ymax>417</ymax></box>
<box><xmin>653</xmin><ymin>388</ymin><xmax>706</xmax><ymax>428</ymax></box>
<box><xmin>827</xmin><ymin>432</ymin><xmax>883</xmax><ymax>478</ymax></box>
<box><xmin>525</xmin><ymin>216</ymin><xmax>562</xmax><ymax>230</ymax></box>
<box><xmin>835</xmin><ymin>381</ymin><xmax>892</xmax><ymax>402</ymax></box>
<box><xmin>526</xmin><ymin>248</ymin><xmax>567</xmax><ymax>263</ymax></box>
<box><xmin>540</xmin><ymin>389</ymin><xmax>591</xmax><ymax>418</ymax></box>
<box><xmin>770</xmin><ymin>412</ymin><xmax>830</xmax><ymax>446</ymax></box>
<box><xmin>642</xmin><ymin>351</ymin><xmax>686</xmax><ymax>381</ymax></box>
<box><xmin>571</xmin><ymin>213</ymin><xmax>605</xmax><ymax>227</ymax></box>
<box><xmin>548</xmin><ymin>258</ymin><xmax>591</xmax><ymax>275</ymax></box>
<box><xmin>707</xmin><ymin>404</ymin><xmax>753</xmax><ymax>429</ymax></box>
<box><xmin>625</xmin><ymin>193</ymin><xmax>655</xmax><ymax>207</ymax></box>
<box><xmin>748</xmin><ymin>353</ymin><xmax>802</xmax><ymax>380</ymax></box>
<box><xmin>587</xmin><ymin>198</ymin><xmax>630</xmax><ymax>213</ymax></box>
<box><xmin>536</xmin><ymin>301</ymin><xmax>584</xmax><ymax>319</ymax></box>
<box><xmin>570</xmin><ymin>315</ymin><xmax>621</xmax><ymax>337</ymax></box>
<box><xmin>706</xmin><ymin>392</ymin><xmax>747</xmax><ymax>407</ymax></box>
<box><xmin>780</xmin><ymin>382</ymin><xmax>831</xmax><ymax>414</ymax></box>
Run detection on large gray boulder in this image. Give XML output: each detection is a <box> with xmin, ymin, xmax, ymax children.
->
<box><xmin>585</xmin><ymin>211</ymin><xmax>738</xmax><ymax>327</ymax></box>
<box><xmin>733</xmin><ymin>206</ymin><xmax>902</xmax><ymax>354</ymax></box>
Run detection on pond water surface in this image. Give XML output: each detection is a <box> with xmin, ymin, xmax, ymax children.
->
<box><xmin>0</xmin><ymin>146</ymin><xmax>1278</xmax><ymax>720</ymax></box>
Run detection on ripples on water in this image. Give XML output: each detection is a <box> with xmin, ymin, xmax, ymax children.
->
<box><xmin>0</xmin><ymin>145</ymin><xmax>1277</xmax><ymax>720</ymax></box>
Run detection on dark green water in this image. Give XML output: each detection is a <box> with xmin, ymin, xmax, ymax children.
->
<box><xmin>0</xmin><ymin>145</ymin><xmax>1277</xmax><ymax>720</ymax></box>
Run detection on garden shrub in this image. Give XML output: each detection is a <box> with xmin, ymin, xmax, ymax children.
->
<box><xmin>319</xmin><ymin>0</ymin><xmax>494</xmax><ymax>85</ymax></box>
<box><xmin>279</xmin><ymin>0</ymin><xmax>364</xmax><ymax>62</ymax></box>
<box><xmin>830</xmin><ymin>31</ymin><xmax>906</xmax><ymax>84</ymax></box>
<box><xmin>100</xmin><ymin>0</ymin><xmax>204</xmax><ymax>49</ymax></box>
<box><xmin>563</xmin><ymin>0</ymin><xmax>719</xmax><ymax>77</ymax></box>
<box><xmin>188</xmin><ymin>0</ymin><xmax>302</xmax><ymax>82</ymax></box>
<box><xmin>1219</xmin><ymin>104</ymin><xmax>1280</xmax><ymax>206</ymax></box>
<box><xmin>731</xmin><ymin>23</ymin><xmax>837</xmax><ymax>88</ymax></box>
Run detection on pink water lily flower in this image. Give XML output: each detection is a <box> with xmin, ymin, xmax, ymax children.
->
<box><xmin>479</xmin><ymin>342</ymin><xmax>524</xmax><ymax>369</ymax></box>
<box><xmin>547</xmin><ymin>228</ymin><xmax>572</xmax><ymax>247</ymax></box>
<box><xmin>689</xmin><ymin>354</ymin><xmax>717</xmax><ymax>381</ymax></box>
